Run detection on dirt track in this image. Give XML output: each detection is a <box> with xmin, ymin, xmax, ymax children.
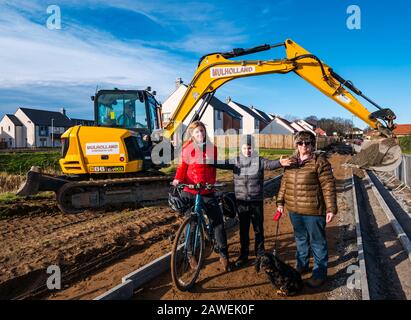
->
<box><xmin>133</xmin><ymin>154</ymin><xmax>361</xmax><ymax>300</ymax></box>
<box><xmin>0</xmin><ymin>155</ymin><xmax>361</xmax><ymax>300</ymax></box>
<box><xmin>0</xmin><ymin>200</ymin><xmax>183</xmax><ymax>299</ymax></box>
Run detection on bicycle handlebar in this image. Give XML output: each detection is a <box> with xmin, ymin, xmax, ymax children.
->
<box><xmin>171</xmin><ymin>182</ymin><xmax>224</xmax><ymax>190</ymax></box>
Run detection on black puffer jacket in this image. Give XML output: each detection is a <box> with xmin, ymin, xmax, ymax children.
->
<box><xmin>214</xmin><ymin>154</ymin><xmax>281</xmax><ymax>201</ymax></box>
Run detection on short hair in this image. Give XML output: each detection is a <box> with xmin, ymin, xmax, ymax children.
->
<box><xmin>294</xmin><ymin>130</ymin><xmax>316</xmax><ymax>147</ymax></box>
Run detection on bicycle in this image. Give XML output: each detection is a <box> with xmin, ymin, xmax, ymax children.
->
<box><xmin>170</xmin><ymin>182</ymin><xmax>225</xmax><ymax>291</ymax></box>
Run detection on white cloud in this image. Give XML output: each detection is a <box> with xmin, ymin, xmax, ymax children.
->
<box><xmin>0</xmin><ymin>0</ymin><xmax>295</xmax><ymax>119</ymax></box>
<box><xmin>0</xmin><ymin>2</ymin><xmax>197</xmax><ymax>113</ymax></box>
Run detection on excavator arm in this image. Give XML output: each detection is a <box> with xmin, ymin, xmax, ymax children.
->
<box><xmin>163</xmin><ymin>39</ymin><xmax>396</xmax><ymax>140</ymax></box>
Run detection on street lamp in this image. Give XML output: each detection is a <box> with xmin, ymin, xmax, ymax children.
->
<box><xmin>51</xmin><ymin>118</ymin><xmax>54</xmax><ymax>148</ymax></box>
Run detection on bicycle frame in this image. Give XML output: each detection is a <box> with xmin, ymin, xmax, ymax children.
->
<box><xmin>184</xmin><ymin>191</ymin><xmax>214</xmax><ymax>254</ymax></box>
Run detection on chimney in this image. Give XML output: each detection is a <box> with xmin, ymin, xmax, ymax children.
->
<box><xmin>60</xmin><ymin>107</ymin><xmax>66</xmax><ymax>116</ymax></box>
<box><xmin>175</xmin><ymin>78</ymin><xmax>183</xmax><ymax>89</ymax></box>
<box><xmin>225</xmin><ymin>96</ymin><xmax>232</xmax><ymax>103</ymax></box>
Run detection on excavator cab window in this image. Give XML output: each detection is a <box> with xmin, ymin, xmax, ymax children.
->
<box><xmin>147</xmin><ymin>94</ymin><xmax>160</xmax><ymax>131</ymax></box>
<box><xmin>96</xmin><ymin>92</ymin><xmax>148</xmax><ymax>130</ymax></box>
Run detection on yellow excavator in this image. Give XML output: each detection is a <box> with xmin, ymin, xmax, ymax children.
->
<box><xmin>17</xmin><ymin>39</ymin><xmax>402</xmax><ymax>213</ymax></box>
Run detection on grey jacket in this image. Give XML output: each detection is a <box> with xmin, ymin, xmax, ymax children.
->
<box><xmin>214</xmin><ymin>154</ymin><xmax>282</xmax><ymax>201</ymax></box>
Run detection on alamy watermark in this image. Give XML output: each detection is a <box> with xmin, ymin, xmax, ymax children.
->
<box><xmin>46</xmin><ymin>5</ymin><xmax>61</xmax><ymax>30</ymax></box>
<box><xmin>346</xmin><ymin>264</ymin><xmax>361</xmax><ymax>290</ymax></box>
<box><xmin>347</xmin><ymin>5</ymin><xmax>361</xmax><ymax>30</ymax></box>
<box><xmin>46</xmin><ymin>264</ymin><xmax>61</xmax><ymax>290</ymax></box>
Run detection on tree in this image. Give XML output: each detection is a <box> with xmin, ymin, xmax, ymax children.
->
<box><xmin>316</xmin><ymin>117</ymin><xmax>353</xmax><ymax>136</ymax></box>
<box><xmin>283</xmin><ymin>114</ymin><xmax>298</xmax><ymax>122</ymax></box>
<box><xmin>304</xmin><ymin>115</ymin><xmax>318</xmax><ymax>127</ymax></box>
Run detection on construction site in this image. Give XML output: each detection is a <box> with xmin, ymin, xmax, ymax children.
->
<box><xmin>0</xmin><ymin>2</ymin><xmax>410</xmax><ymax>310</ymax></box>
<box><xmin>1</xmin><ymin>147</ymin><xmax>411</xmax><ymax>301</ymax></box>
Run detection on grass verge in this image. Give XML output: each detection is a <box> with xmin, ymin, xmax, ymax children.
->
<box><xmin>0</xmin><ymin>151</ymin><xmax>61</xmax><ymax>175</ymax></box>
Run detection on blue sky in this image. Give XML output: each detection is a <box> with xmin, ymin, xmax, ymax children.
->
<box><xmin>0</xmin><ymin>0</ymin><xmax>410</xmax><ymax>128</ymax></box>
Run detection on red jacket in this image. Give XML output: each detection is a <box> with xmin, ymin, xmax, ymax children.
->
<box><xmin>174</xmin><ymin>140</ymin><xmax>217</xmax><ymax>195</ymax></box>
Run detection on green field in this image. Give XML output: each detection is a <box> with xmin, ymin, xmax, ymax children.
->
<box><xmin>399</xmin><ymin>136</ymin><xmax>411</xmax><ymax>155</ymax></box>
<box><xmin>0</xmin><ymin>192</ymin><xmax>21</xmax><ymax>204</ymax></box>
<box><xmin>0</xmin><ymin>151</ymin><xmax>61</xmax><ymax>175</ymax></box>
<box><xmin>0</xmin><ymin>148</ymin><xmax>294</xmax><ymax>176</ymax></box>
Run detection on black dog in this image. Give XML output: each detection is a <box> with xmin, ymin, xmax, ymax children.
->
<box><xmin>255</xmin><ymin>252</ymin><xmax>304</xmax><ymax>296</ymax></box>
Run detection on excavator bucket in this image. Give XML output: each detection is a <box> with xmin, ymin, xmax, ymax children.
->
<box><xmin>16</xmin><ymin>166</ymin><xmax>69</xmax><ymax>196</ymax></box>
<box><xmin>345</xmin><ymin>137</ymin><xmax>402</xmax><ymax>172</ymax></box>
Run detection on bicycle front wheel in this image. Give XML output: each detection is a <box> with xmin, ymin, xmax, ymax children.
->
<box><xmin>171</xmin><ymin>215</ymin><xmax>205</xmax><ymax>291</ymax></box>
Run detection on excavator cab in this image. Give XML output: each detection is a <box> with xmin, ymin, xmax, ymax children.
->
<box><xmin>92</xmin><ymin>89</ymin><xmax>162</xmax><ymax>137</ymax></box>
<box><xmin>90</xmin><ymin>88</ymin><xmax>163</xmax><ymax>170</ymax></box>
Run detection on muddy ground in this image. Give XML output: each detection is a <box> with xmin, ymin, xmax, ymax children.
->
<box><xmin>0</xmin><ymin>168</ymin><xmax>278</xmax><ymax>299</ymax></box>
<box><xmin>0</xmin><ymin>202</ymin><xmax>183</xmax><ymax>299</ymax></box>
<box><xmin>0</xmin><ymin>154</ymin><xmax>368</xmax><ymax>300</ymax></box>
<box><xmin>47</xmin><ymin>155</ymin><xmax>358</xmax><ymax>299</ymax></box>
<box><xmin>133</xmin><ymin>154</ymin><xmax>361</xmax><ymax>300</ymax></box>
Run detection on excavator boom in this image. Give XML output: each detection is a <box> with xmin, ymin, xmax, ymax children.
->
<box><xmin>163</xmin><ymin>38</ymin><xmax>400</xmax><ymax>172</ymax></box>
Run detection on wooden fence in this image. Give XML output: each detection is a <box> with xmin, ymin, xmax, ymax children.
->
<box><xmin>214</xmin><ymin>134</ymin><xmax>336</xmax><ymax>150</ymax></box>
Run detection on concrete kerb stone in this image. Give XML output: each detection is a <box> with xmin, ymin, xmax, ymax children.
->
<box><xmin>365</xmin><ymin>171</ymin><xmax>411</xmax><ymax>264</ymax></box>
<box><xmin>94</xmin><ymin>279</ymin><xmax>134</xmax><ymax>300</ymax></box>
<box><xmin>352</xmin><ymin>174</ymin><xmax>371</xmax><ymax>301</ymax></box>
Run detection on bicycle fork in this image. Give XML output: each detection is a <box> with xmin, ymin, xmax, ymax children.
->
<box><xmin>184</xmin><ymin>194</ymin><xmax>203</xmax><ymax>256</ymax></box>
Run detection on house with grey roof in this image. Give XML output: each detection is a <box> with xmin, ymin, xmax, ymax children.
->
<box><xmin>296</xmin><ymin>119</ymin><xmax>316</xmax><ymax>135</ymax></box>
<box><xmin>161</xmin><ymin>81</ymin><xmax>243</xmax><ymax>141</ymax></box>
<box><xmin>250</xmin><ymin>106</ymin><xmax>272</xmax><ymax>123</ymax></box>
<box><xmin>0</xmin><ymin>114</ymin><xmax>24</xmax><ymax>148</ymax></box>
<box><xmin>226</xmin><ymin>98</ymin><xmax>269</xmax><ymax>134</ymax></box>
<box><xmin>0</xmin><ymin>107</ymin><xmax>93</xmax><ymax>148</ymax></box>
<box><xmin>261</xmin><ymin>119</ymin><xmax>294</xmax><ymax>135</ymax></box>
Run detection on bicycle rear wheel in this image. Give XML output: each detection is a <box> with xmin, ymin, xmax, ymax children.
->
<box><xmin>171</xmin><ymin>215</ymin><xmax>205</xmax><ymax>291</ymax></box>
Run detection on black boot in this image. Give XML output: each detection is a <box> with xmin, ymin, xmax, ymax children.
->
<box><xmin>234</xmin><ymin>255</ymin><xmax>249</xmax><ymax>268</ymax></box>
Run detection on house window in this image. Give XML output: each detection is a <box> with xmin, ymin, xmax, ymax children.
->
<box><xmin>40</xmin><ymin>138</ymin><xmax>47</xmax><ymax>147</ymax></box>
<box><xmin>39</xmin><ymin>126</ymin><xmax>48</xmax><ymax>136</ymax></box>
<box><xmin>255</xmin><ymin>119</ymin><xmax>259</xmax><ymax>130</ymax></box>
<box><xmin>217</xmin><ymin>111</ymin><xmax>221</xmax><ymax>120</ymax></box>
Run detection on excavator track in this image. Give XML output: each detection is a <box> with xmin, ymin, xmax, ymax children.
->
<box><xmin>56</xmin><ymin>176</ymin><xmax>172</xmax><ymax>214</ymax></box>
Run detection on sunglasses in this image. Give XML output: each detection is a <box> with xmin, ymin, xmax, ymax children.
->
<box><xmin>296</xmin><ymin>141</ymin><xmax>312</xmax><ymax>146</ymax></box>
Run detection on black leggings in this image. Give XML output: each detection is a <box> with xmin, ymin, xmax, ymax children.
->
<box><xmin>181</xmin><ymin>191</ymin><xmax>228</xmax><ymax>259</ymax></box>
<box><xmin>237</xmin><ymin>200</ymin><xmax>265</xmax><ymax>257</ymax></box>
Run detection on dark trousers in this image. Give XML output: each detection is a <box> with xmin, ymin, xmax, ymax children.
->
<box><xmin>236</xmin><ymin>200</ymin><xmax>265</xmax><ymax>257</ymax></box>
<box><xmin>289</xmin><ymin>212</ymin><xmax>328</xmax><ymax>279</ymax></box>
<box><xmin>181</xmin><ymin>191</ymin><xmax>228</xmax><ymax>259</ymax></box>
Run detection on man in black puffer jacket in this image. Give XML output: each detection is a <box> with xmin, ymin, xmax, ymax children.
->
<box><xmin>214</xmin><ymin>135</ymin><xmax>292</xmax><ymax>268</ymax></box>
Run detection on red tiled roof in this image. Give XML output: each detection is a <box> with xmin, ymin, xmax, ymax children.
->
<box><xmin>315</xmin><ymin>127</ymin><xmax>326</xmax><ymax>136</ymax></box>
<box><xmin>393</xmin><ymin>124</ymin><xmax>411</xmax><ymax>136</ymax></box>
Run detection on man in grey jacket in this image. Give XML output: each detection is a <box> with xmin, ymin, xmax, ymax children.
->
<box><xmin>214</xmin><ymin>135</ymin><xmax>292</xmax><ymax>268</ymax></box>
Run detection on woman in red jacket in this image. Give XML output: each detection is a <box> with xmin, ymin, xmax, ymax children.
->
<box><xmin>172</xmin><ymin>121</ymin><xmax>230</xmax><ymax>272</ymax></box>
